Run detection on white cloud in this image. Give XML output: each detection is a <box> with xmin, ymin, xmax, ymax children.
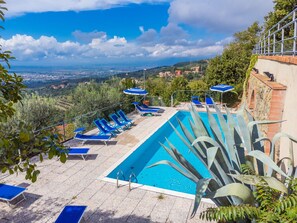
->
<box><xmin>168</xmin><ymin>0</ymin><xmax>274</xmax><ymax>33</ymax></box>
<box><xmin>5</xmin><ymin>0</ymin><xmax>170</xmax><ymax>17</ymax></box>
<box><xmin>159</xmin><ymin>23</ymin><xmax>188</xmax><ymax>45</ymax></box>
<box><xmin>0</xmin><ymin>31</ymin><xmax>228</xmax><ymax>64</ymax></box>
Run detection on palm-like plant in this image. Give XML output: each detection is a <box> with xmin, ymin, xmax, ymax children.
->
<box><xmin>148</xmin><ymin>103</ymin><xmax>297</xmax><ymax>221</ymax></box>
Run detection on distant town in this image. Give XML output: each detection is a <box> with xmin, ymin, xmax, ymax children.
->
<box><xmin>158</xmin><ymin>66</ymin><xmax>200</xmax><ymax>78</ymax></box>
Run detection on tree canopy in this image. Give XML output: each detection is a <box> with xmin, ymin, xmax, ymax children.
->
<box><xmin>0</xmin><ymin>1</ymin><xmax>66</xmax><ymax>182</ymax></box>
<box><xmin>264</xmin><ymin>0</ymin><xmax>296</xmax><ymax>31</ymax></box>
<box><xmin>204</xmin><ymin>22</ymin><xmax>261</xmax><ymax>102</ymax></box>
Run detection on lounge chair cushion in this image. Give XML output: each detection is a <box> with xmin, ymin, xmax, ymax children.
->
<box><xmin>67</xmin><ymin>148</ymin><xmax>89</xmax><ymax>155</ymax></box>
<box><xmin>109</xmin><ymin>113</ymin><xmax>128</xmax><ymax>127</ymax></box>
<box><xmin>117</xmin><ymin>110</ymin><xmax>133</xmax><ymax>123</ymax></box>
<box><xmin>135</xmin><ymin>105</ymin><xmax>159</xmax><ymax>113</ymax></box>
<box><xmin>192</xmin><ymin>96</ymin><xmax>203</xmax><ymax>106</ymax></box>
<box><xmin>74</xmin><ymin>134</ymin><xmax>110</xmax><ymax>141</ymax></box>
<box><xmin>141</xmin><ymin>104</ymin><xmax>160</xmax><ymax>111</ymax></box>
<box><xmin>0</xmin><ymin>184</ymin><xmax>26</xmax><ymax>201</ymax></box>
<box><xmin>94</xmin><ymin>119</ymin><xmax>112</xmax><ymax>135</ymax></box>
<box><xmin>55</xmin><ymin>205</ymin><xmax>87</xmax><ymax>223</ymax></box>
<box><xmin>206</xmin><ymin>97</ymin><xmax>215</xmax><ymax>105</ymax></box>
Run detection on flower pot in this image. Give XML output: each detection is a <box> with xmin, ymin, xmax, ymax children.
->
<box><xmin>143</xmin><ymin>100</ymin><xmax>150</xmax><ymax>106</ymax></box>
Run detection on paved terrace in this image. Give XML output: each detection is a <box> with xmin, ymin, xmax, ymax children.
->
<box><xmin>0</xmin><ymin>106</ymin><xmax>215</xmax><ymax>223</ymax></box>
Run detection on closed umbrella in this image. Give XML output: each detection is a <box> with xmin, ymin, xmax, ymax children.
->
<box><xmin>210</xmin><ymin>84</ymin><xmax>234</xmax><ymax>108</ymax></box>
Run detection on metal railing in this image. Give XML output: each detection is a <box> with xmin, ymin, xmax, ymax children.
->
<box><xmin>254</xmin><ymin>8</ymin><xmax>297</xmax><ymax>55</ymax></box>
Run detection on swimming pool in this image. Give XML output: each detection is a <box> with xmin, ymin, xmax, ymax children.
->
<box><xmin>106</xmin><ymin>111</ymin><xmax>215</xmax><ymax>195</ymax></box>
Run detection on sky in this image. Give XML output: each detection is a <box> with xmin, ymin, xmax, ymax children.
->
<box><xmin>0</xmin><ymin>0</ymin><xmax>274</xmax><ymax>67</ymax></box>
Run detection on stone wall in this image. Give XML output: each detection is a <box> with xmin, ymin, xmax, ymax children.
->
<box><xmin>247</xmin><ymin>74</ymin><xmax>272</xmax><ymax>137</ymax></box>
<box><xmin>254</xmin><ymin>57</ymin><xmax>297</xmax><ymax>162</ymax></box>
<box><xmin>246</xmin><ymin>71</ymin><xmax>286</xmax><ymax>155</ymax></box>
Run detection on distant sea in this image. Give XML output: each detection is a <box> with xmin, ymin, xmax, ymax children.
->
<box><xmin>9</xmin><ymin>65</ymin><xmax>143</xmax><ymax>88</ymax></box>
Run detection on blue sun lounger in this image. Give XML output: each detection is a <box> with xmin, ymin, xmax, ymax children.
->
<box><xmin>109</xmin><ymin>113</ymin><xmax>130</xmax><ymax>129</ymax></box>
<box><xmin>117</xmin><ymin>110</ymin><xmax>134</xmax><ymax>125</ymax></box>
<box><xmin>74</xmin><ymin>133</ymin><xmax>111</xmax><ymax>145</ymax></box>
<box><xmin>55</xmin><ymin>205</ymin><xmax>87</xmax><ymax>223</ymax></box>
<box><xmin>100</xmin><ymin>118</ymin><xmax>121</xmax><ymax>134</ymax></box>
<box><xmin>65</xmin><ymin>148</ymin><xmax>90</xmax><ymax>160</ymax></box>
<box><xmin>191</xmin><ymin>96</ymin><xmax>204</xmax><ymax>107</ymax></box>
<box><xmin>0</xmin><ymin>183</ymin><xmax>26</xmax><ymax>206</ymax></box>
<box><xmin>135</xmin><ymin>104</ymin><xmax>160</xmax><ymax>116</ymax></box>
<box><xmin>141</xmin><ymin>104</ymin><xmax>160</xmax><ymax>111</ymax></box>
<box><xmin>94</xmin><ymin>119</ymin><xmax>113</xmax><ymax>136</ymax></box>
<box><xmin>206</xmin><ymin>96</ymin><xmax>215</xmax><ymax>107</ymax></box>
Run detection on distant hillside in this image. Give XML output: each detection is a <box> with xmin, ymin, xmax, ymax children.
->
<box><xmin>173</xmin><ymin>59</ymin><xmax>208</xmax><ymax>68</ymax></box>
<box><xmin>115</xmin><ymin>66</ymin><xmax>170</xmax><ymax>79</ymax></box>
<box><xmin>115</xmin><ymin>59</ymin><xmax>208</xmax><ymax>79</ymax></box>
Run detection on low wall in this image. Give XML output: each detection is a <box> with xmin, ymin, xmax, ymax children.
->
<box><xmin>254</xmin><ymin>57</ymin><xmax>297</xmax><ymax>162</ymax></box>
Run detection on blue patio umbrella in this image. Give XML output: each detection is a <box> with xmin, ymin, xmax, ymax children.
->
<box><xmin>123</xmin><ymin>87</ymin><xmax>148</xmax><ymax>96</ymax></box>
<box><xmin>123</xmin><ymin>87</ymin><xmax>148</xmax><ymax>102</ymax></box>
<box><xmin>210</xmin><ymin>84</ymin><xmax>234</xmax><ymax>106</ymax></box>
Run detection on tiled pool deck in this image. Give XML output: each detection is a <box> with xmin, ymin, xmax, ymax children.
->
<box><xmin>0</xmin><ymin>106</ymin><xmax>215</xmax><ymax>223</ymax></box>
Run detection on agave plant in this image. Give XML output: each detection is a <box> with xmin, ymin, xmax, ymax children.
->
<box><xmin>148</xmin><ymin>103</ymin><xmax>297</xmax><ymax>220</ymax></box>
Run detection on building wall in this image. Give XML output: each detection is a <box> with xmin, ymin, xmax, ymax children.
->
<box><xmin>254</xmin><ymin>58</ymin><xmax>297</xmax><ymax>162</ymax></box>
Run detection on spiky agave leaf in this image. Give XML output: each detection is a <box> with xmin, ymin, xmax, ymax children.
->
<box><xmin>248</xmin><ymin>120</ymin><xmax>284</xmax><ymax>167</ymax></box>
<box><xmin>191</xmin><ymin>136</ymin><xmax>238</xmax><ymax>203</ymax></box>
<box><xmin>166</xmin><ymin>139</ymin><xmax>203</xmax><ymax>180</ymax></box>
<box><xmin>237</xmin><ymin>104</ymin><xmax>252</xmax><ymax>152</ymax></box>
<box><xmin>188</xmin><ymin>119</ymin><xmax>210</xmax><ymax>161</ymax></box>
<box><xmin>147</xmin><ymin>160</ymin><xmax>199</xmax><ymax>182</ymax></box>
<box><xmin>247</xmin><ymin>150</ymin><xmax>289</xmax><ymax>178</ymax></box>
<box><xmin>225</xmin><ymin>106</ymin><xmax>239</xmax><ymax>132</ymax></box>
<box><xmin>189</xmin><ymin>118</ymin><xmax>201</xmax><ymax>138</ymax></box>
<box><xmin>205</xmin><ymin>105</ymin><xmax>224</xmax><ymax>146</ymax></box>
<box><xmin>177</xmin><ymin>118</ymin><xmax>206</xmax><ymax>158</ymax></box>
<box><xmin>188</xmin><ymin>104</ymin><xmax>209</xmax><ymax>136</ymax></box>
<box><xmin>191</xmin><ymin>178</ymin><xmax>211</xmax><ymax>218</ymax></box>
<box><xmin>248</xmin><ymin>120</ymin><xmax>285</xmax><ymax>135</ymax></box>
<box><xmin>166</xmin><ymin>139</ymin><xmax>236</xmax><ymax>205</ymax></box>
<box><xmin>229</xmin><ymin>174</ymin><xmax>288</xmax><ymax>194</ymax></box>
<box><xmin>162</xmin><ymin>138</ymin><xmax>233</xmax><ymax>206</ymax></box>
<box><xmin>212</xmin><ymin>103</ymin><xmax>241</xmax><ymax>171</ymax></box>
<box><xmin>277</xmin><ymin>157</ymin><xmax>295</xmax><ymax>179</ymax></box>
<box><xmin>205</xmin><ymin>183</ymin><xmax>254</xmax><ymax>205</ymax></box>
<box><xmin>168</xmin><ymin>121</ymin><xmax>205</xmax><ymax>160</ymax></box>
<box><xmin>226</xmin><ymin>107</ymin><xmax>244</xmax><ymax>165</ymax></box>
<box><xmin>192</xmin><ymin>136</ymin><xmax>233</xmax><ymax>172</ymax></box>
<box><xmin>207</xmin><ymin>146</ymin><xmax>218</xmax><ymax>168</ymax></box>
<box><xmin>210</xmin><ymin>160</ymin><xmax>241</xmax><ymax>206</ymax></box>
<box><xmin>150</xmin><ymin>142</ymin><xmax>230</xmax><ymax>206</ymax></box>
<box><xmin>271</xmin><ymin>132</ymin><xmax>297</xmax><ymax>166</ymax></box>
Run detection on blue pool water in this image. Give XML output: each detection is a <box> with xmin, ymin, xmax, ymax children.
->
<box><xmin>107</xmin><ymin>111</ymin><xmax>213</xmax><ymax>195</ymax></box>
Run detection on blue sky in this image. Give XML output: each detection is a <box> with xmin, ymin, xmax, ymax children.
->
<box><xmin>1</xmin><ymin>0</ymin><xmax>274</xmax><ymax>67</ymax></box>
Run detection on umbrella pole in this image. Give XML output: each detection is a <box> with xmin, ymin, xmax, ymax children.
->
<box><xmin>221</xmin><ymin>93</ymin><xmax>223</xmax><ymax>110</ymax></box>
